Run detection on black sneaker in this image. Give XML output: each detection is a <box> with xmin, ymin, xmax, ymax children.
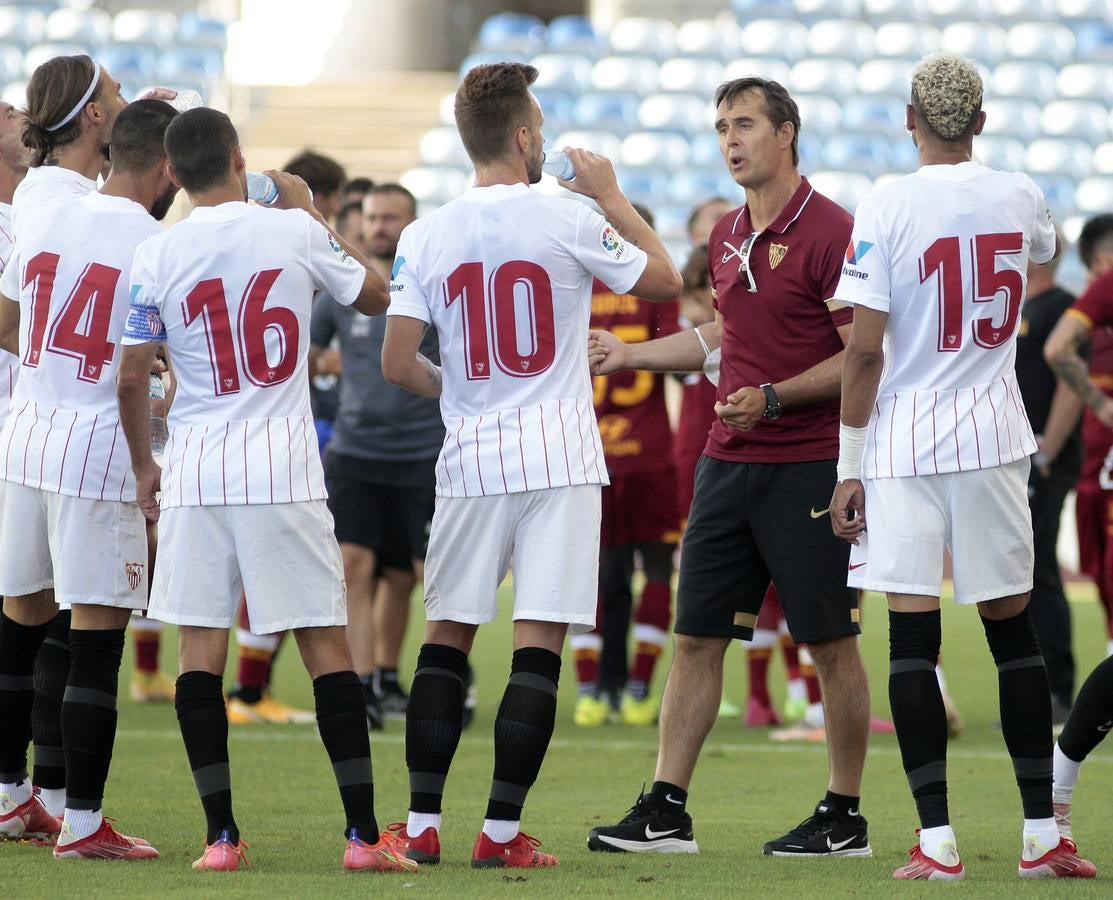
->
<box><xmin>762</xmin><ymin>800</ymin><xmax>871</xmax><ymax>857</ymax></box>
<box><xmin>377</xmin><ymin>683</ymin><xmax>409</xmax><ymax>720</ymax></box>
<box><xmin>461</xmin><ymin>663</ymin><xmax>477</xmax><ymax>730</ymax></box>
<box><xmin>587</xmin><ymin>790</ymin><xmax>698</xmax><ymax>854</ymax></box>
<box><xmin>360</xmin><ymin>678</ymin><xmax>383</xmax><ymax>731</ymax></box>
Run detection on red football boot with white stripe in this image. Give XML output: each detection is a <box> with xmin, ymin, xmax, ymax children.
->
<box><xmin>0</xmin><ymin>794</ymin><xmax>61</xmax><ymax>843</ymax></box>
<box><xmin>892</xmin><ymin>842</ymin><xmax>965</xmax><ymax>881</ymax></box>
<box><xmin>53</xmin><ymin>817</ymin><xmax>159</xmax><ymax>860</ymax></box>
<box><xmin>471</xmin><ymin>831</ymin><xmax>558</xmax><ymax>869</ymax></box>
<box><xmin>1018</xmin><ymin>837</ymin><xmax>1096</xmax><ymax>879</ymax></box>
<box><xmin>386</xmin><ymin>821</ymin><xmax>440</xmax><ymax>864</ymax></box>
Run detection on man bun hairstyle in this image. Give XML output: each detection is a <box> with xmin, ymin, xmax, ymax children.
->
<box><xmin>164</xmin><ymin>107</ymin><xmax>239</xmax><ymax>194</ymax></box>
<box><xmin>454</xmin><ymin>62</ymin><xmax>539</xmax><ymax>165</ymax></box>
<box><xmin>22</xmin><ymin>54</ymin><xmax>101</xmax><ymax>167</ymax></box>
<box><xmin>714</xmin><ymin>77</ymin><xmax>801</xmax><ymax>166</ymax></box>
<box><xmin>911</xmin><ymin>53</ymin><xmax>983</xmax><ymax>142</ymax></box>
<box><xmin>109</xmin><ymin>99</ymin><xmax>177</xmax><ymax>174</ymax></box>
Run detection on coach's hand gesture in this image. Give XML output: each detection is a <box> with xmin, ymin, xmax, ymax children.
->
<box><xmin>715</xmin><ymin>386</ymin><xmax>765</xmax><ymax>432</ymax></box>
<box><xmin>559</xmin><ymin>148</ymin><xmax>620</xmax><ymax>202</ymax></box>
<box><xmin>588</xmin><ymin>329</ymin><xmax>629</xmax><ymax>375</ymax></box>
<box><xmin>135</xmin><ymin>463</ymin><xmax>162</xmax><ymax>524</ymax></box>
<box><xmin>830</xmin><ymin>479</ymin><xmax>865</xmax><ymax>543</ymax></box>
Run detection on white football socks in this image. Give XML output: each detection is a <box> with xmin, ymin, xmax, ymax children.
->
<box><xmin>62</xmin><ymin>808</ymin><xmax>103</xmax><ymax>840</ymax></box>
<box><xmin>407</xmin><ymin>811</ymin><xmax>441</xmax><ymax>836</ymax></box>
<box><xmin>1052</xmin><ymin>743</ymin><xmax>1081</xmax><ymax>803</ymax></box>
<box><xmin>919</xmin><ymin>824</ymin><xmax>958</xmax><ymax>860</ymax></box>
<box><xmin>38</xmin><ymin>787</ymin><xmax>65</xmax><ymax>819</ymax></box>
<box><xmin>481</xmin><ymin>818</ymin><xmax>519</xmax><ymax>844</ymax></box>
<box><xmin>1022</xmin><ymin>817</ymin><xmax>1062</xmax><ymax>859</ymax></box>
<box><xmin>0</xmin><ymin>779</ymin><xmax>31</xmax><ymax>808</ymax></box>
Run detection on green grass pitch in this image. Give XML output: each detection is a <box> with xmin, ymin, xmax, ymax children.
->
<box><xmin>5</xmin><ymin>584</ymin><xmax>1112</xmax><ymax>897</ymax></box>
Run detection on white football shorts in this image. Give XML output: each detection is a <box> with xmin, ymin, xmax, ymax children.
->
<box><xmin>148</xmin><ymin>499</ymin><xmax>345</xmax><ymax>633</ymax></box>
<box><xmin>423</xmin><ymin>484</ymin><xmax>601</xmax><ymax>634</ymax></box>
<box><xmin>848</xmin><ymin>457</ymin><xmax>1033</xmax><ymax>604</ymax></box>
<box><xmin>0</xmin><ymin>481</ymin><xmax>148</xmax><ymax>608</ymax></box>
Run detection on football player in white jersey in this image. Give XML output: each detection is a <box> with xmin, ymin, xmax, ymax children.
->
<box><xmin>0</xmin><ymin>99</ymin><xmax>180</xmax><ymax>859</ymax></box>
<box><xmin>830</xmin><ymin>54</ymin><xmax>1094</xmax><ymax>881</ymax></box>
<box><xmin>381</xmin><ymin>62</ymin><xmax>681</xmax><ymax>868</ymax></box>
<box><xmin>116</xmin><ymin>107</ymin><xmax>412</xmax><ymax>874</ymax></box>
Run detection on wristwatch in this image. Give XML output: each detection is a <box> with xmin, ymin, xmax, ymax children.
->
<box><xmin>760</xmin><ymin>383</ymin><xmax>782</xmax><ymax>420</ymax></box>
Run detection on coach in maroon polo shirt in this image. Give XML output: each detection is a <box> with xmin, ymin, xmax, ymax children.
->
<box><xmin>586</xmin><ymin>77</ymin><xmax>872</xmax><ymax>859</ymax></box>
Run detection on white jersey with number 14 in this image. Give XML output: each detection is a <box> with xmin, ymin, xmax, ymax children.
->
<box><xmin>387</xmin><ymin>183</ymin><xmax>648</xmax><ymax>499</ymax></box>
<box><xmin>834</xmin><ymin>161</ymin><xmax>1057</xmax><ymax>479</ymax></box>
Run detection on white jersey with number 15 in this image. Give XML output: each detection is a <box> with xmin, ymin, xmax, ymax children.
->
<box><xmin>834</xmin><ymin>161</ymin><xmax>1057</xmax><ymax>479</ymax></box>
<box><xmin>387</xmin><ymin>184</ymin><xmax>648</xmax><ymax>499</ymax></box>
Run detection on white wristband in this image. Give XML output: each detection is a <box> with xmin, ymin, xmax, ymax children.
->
<box><xmin>837</xmin><ymin>423</ymin><xmax>868</xmax><ymax>482</ymax></box>
<box><xmin>693</xmin><ymin>325</ymin><xmax>711</xmax><ymax>358</ymax></box>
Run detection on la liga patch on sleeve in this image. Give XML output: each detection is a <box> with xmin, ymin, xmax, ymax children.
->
<box><xmin>600</xmin><ymin>225</ymin><xmax>626</xmax><ymax>261</ymax></box>
<box><xmin>327</xmin><ymin>231</ymin><xmax>349</xmax><ymax>261</ymax></box>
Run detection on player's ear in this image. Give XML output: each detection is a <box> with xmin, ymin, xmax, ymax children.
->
<box><xmin>971</xmin><ymin>109</ymin><xmax>986</xmax><ymax>137</ymax></box>
<box><xmin>231</xmin><ymin>145</ymin><xmax>246</xmax><ymax>174</ymax></box>
<box><xmin>165</xmin><ymin>158</ymin><xmax>184</xmax><ymax>189</ymax></box>
<box><xmin>905</xmin><ymin>104</ymin><xmax>915</xmax><ymax>133</ymax></box>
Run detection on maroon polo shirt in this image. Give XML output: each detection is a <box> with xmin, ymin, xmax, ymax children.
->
<box><xmin>706</xmin><ymin>177</ymin><xmax>853</xmax><ymax>463</ymax></box>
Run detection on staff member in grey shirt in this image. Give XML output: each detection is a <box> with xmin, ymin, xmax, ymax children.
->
<box><xmin>311</xmin><ymin>184</ymin><xmax>442</xmax><ymax>728</ymax></box>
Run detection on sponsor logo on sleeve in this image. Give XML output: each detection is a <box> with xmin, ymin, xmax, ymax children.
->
<box><xmin>327</xmin><ymin>232</ymin><xmax>349</xmax><ymax>261</ymax></box>
<box><xmin>600</xmin><ymin>225</ymin><xmax>626</xmax><ymax>261</ymax></box>
<box><xmin>391</xmin><ymin>255</ymin><xmax>406</xmax><ymax>278</ymax></box>
<box><xmin>842</xmin><ymin>240</ymin><xmax>874</xmax><ymax>281</ymax></box>
<box><xmin>389</xmin><ymin>281</ymin><xmax>405</xmax><ymax>293</ymax></box>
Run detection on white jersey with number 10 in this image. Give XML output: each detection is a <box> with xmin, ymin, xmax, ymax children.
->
<box><xmin>387</xmin><ymin>183</ymin><xmax>649</xmax><ymax>499</ymax></box>
<box><xmin>834</xmin><ymin>161</ymin><xmax>1057</xmax><ymax>479</ymax></box>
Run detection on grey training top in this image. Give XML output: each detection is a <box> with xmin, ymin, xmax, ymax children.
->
<box><xmin>310</xmin><ymin>296</ymin><xmax>443</xmax><ymax>463</ymax></box>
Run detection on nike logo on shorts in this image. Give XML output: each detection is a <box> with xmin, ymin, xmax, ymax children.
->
<box><xmin>810</xmin><ymin>507</ymin><xmax>829</xmax><ymax>519</ymax></box>
<box><xmin>848</xmin><ymin>563</ymin><xmax>866</xmax><ymax>571</ymax></box>
<box><xmin>645</xmin><ymin>826</ymin><xmax>679</xmax><ymax>839</ymax></box>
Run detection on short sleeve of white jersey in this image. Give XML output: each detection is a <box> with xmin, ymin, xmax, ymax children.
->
<box><xmin>304</xmin><ymin>214</ymin><xmax>365</xmax><ymax>307</ymax></box>
<box><xmin>569</xmin><ymin>206</ymin><xmax>648</xmax><ymax>296</ymax></box>
<box><xmin>121</xmin><ymin>240</ymin><xmax>168</xmax><ymax>345</ymax></box>
<box><xmin>1027</xmin><ymin>178</ymin><xmax>1057</xmax><ymax>265</ymax></box>
<box><xmin>385</xmin><ymin>225</ymin><xmax>431</xmax><ymax>324</ymax></box>
<box><xmin>0</xmin><ymin>247</ymin><xmax>17</xmax><ymax>299</ymax></box>
<box><xmin>832</xmin><ymin>196</ymin><xmax>891</xmax><ymax>314</ymax></box>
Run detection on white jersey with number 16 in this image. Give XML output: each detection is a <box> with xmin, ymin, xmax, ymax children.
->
<box><xmin>834</xmin><ymin>161</ymin><xmax>1057</xmax><ymax>479</ymax></box>
<box><xmin>387</xmin><ymin>183</ymin><xmax>648</xmax><ymax>499</ymax></box>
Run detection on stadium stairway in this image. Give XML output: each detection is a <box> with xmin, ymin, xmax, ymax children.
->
<box><xmin>234</xmin><ymin>71</ymin><xmax>458</xmax><ymax>181</ymax></box>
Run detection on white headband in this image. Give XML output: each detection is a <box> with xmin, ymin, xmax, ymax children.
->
<box><xmin>44</xmin><ymin>61</ymin><xmax>101</xmax><ymax>133</ymax></box>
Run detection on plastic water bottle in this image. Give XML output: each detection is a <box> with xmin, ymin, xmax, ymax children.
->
<box><xmin>702</xmin><ymin>347</ymin><xmax>721</xmax><ymax>387</ymax></box>
<box><xmin>247</xmin><ymin>171</ymin><xmax>279</xmax><ymax>205</ymax></box>
<box><xmin>149</xmin><ymin>374</ymin><xmax>168</xmax><ymax>462</ymax></box>
<box><xmin>170</xmin><ymin>89</ymin><xmax>203</xmax><ymax>112</ymax></box>
<box><xmin>542</xmin><ymin>149</ymin><xmax>576</xmax><ymax>181</ymax></box>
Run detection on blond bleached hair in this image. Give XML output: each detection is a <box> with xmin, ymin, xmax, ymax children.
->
<box><xmin>911</xmin><ymin>53</ymin><xmax>983</xmax><ymax>141</ymax></box>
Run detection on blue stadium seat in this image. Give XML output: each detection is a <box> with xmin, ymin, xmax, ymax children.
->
<box><xmin>621</xmin><ymin>130</ymin><xmax>691</xmax><ymax>168</ymax></box>
<box><xmin>592</xmin><ymin>55</ymin><xmax>659</xmax><ymax>94</ymax></box>
<box><xmin>980</xmin><ymin>99</ymin><xmax>1043</xmax><ymax>141</ymax></box>
<box><xmin>657</xmin><ymin>58</ymin><xmax>724</xmax><ymax>96</ymax></box>
<box><xmin>1074</xmin><ymin>22</ymin><xmax>1113</xmax><ymax>62</ymax></box>
<box><xmin>941</xmin><ymin>21</ymin><xmax>1009</xmax><ymax>63</ymax></box>
<box><xmin>553</xmin><ymin>130</ymin><xmax>624</xmax><ymax>160</ymax></box>
<box><xmin>872</xmin><ymin>22</ymin><xmax>942</xmax><ymax>58</ymax></box>
<box><xmin>888</xmin><ymin>136</ymin><xmax>920</xmax><ymax>171</ymax></box>
<box><xmin>609</xmin><ymin>18</ymin><xmax>676</xmax><ymax>60</ymax></box>
<box><xmin>1057</xmin><ymin>0</ymin><xmax>1111</xmax><ymax>22</ymax></box>
<box><xmin>400</xmin><ymin>167</ymin><xmax>469</xmax><ymax>205</ymax></box>
<box><xmin>668</xmin><ymin>169</ymin><xmax>737</xmax><ymax>206</ymax></box>
<box><xmin>112</xmin><ymin>8</ymin><xmax>177</xmax><ymax>46</ymax></box>
<box><xmin>993</xmin><ymin>61</ymin><xmax>1060</xmax><ymax>102</ymax></box>
<box><xmin>806</xmin><ymin>20</ymin><xmax>876</xmax><ymax>62</ymax></box>
<box><xmin>1092</xmin><ymin>141</ymin><xmax>1113</xmax><ymax>174</ymax></box>
<box><xmin>573</xmin><ymin>91</ymin><xmax>641</xmax><ymax>134</ymax></box>
<box><xmin>1008</xmin><ymin>22</ymin><xmax>1076</xmax><ymax>65</ymax></box>
<box><xmin>842</xmin><ymin>94</ymin><xmax>906</xmax><ymax>133</ymax></box>
<box><xmin>1057</xmin><ymin>62</ymin><xmax>1113</xmax><ymax>99</ymax></box>
<box><xmin>23</xmin><ymin>41</ymin><xmax>85</xmax><ymax>78</ymax></box>
<box><xmin>974</xmin><ymin>135</ymin><xmax>1028</xmax><ymax>170</ymax></box>
<box><xmin>0</xmin><ymin>43</ymin><xmax>20</xmax><ymax>83</ymax></box>
<box><xmin>689</xmin><ymin>132</ymin><xmax>724</xmax><ymax>169</ymax></box>
<box><xmin>45</xmin><ymin>7</ymin><xmax>111</xmax><ymax>46</ymax></box>
<box><xmin>1034</xmin><ymin>175</ymin><xmax>1080</xmax><ymax>216</ymax></box>
<box><xmin>822</xmin><ymin>134</ymin><xmax>892</xmax><ymax>177</ymax></box>
<box><xmin>740</xmin><ymin>20</ymin><xmax>810</xmax><ymax>61</ymax></box>
<box><xmin>798</xmin><ymin>133</ymin><xmax>824</xmax><ymax>171</ymax></box>
<box><xmin>653</xmin><ymin>204</ymin><xmax>693</xmax><ymax>241</ymax></box>
<box><xmin>1075</xmin><ymin>176</ymin><xmax>1113</xmax><ymax>213</ymax></box>
<box><xmin>794</xmin><ymin>0</ymin><xmax>862</xmax><ymax>20</ymax></box>
<box><xmin>532</xmin><ymin>88</ymin><xmax>575</xmax><ymax>129</ymax></box>
<box><xmin>675</xmin><ymin>19</ymin><xmax>738</xmax><ymax>61</ymax></box>
<box><xmin>723</xmin><ymin>57</ymin><xmax>793</xmax><ymax>86</ymax></box>
<box><xmin>990</xmin><ymin>0</ymin><xmax>1057</xmax><ymax>22</ymax></box>
<box><xmin>863</xmin><ymin>0</ymin><xmax>922</xmax><ymax>21</ymax></box>
<box><xmin>1041</xmin><ymin>99</ymin><xmax>1110</xmax><ymax>142</ymax></box>
<box><xmin>0</xmin><ymin>6</ymin><xmax>46</xmax><ymax>48</ymax></box>
<box><xmin>532</xmin><ymin>53</ymin><xmax>593</xmax><ymax>93</ymax></box>
<box><xmin>546</xmin><ymin>15</ymin><xmax>603</xmax><ymax>56</ymax></box>
<box><xmin>99</xmin><ymin>42</ymin><xmax>158</xmax><ymax>85</ymax></box>
<box><xmin>157</xmin><ymin>45</ymin><xmax>223</xmax><ymax>81</ymax></box>
<box><xmin>730</xmin><ymin>0</ymin><xmax>796</xmax><ymax>18</ymax></box>
<box><xmin>794</xmin><ymin>93</ymin><xmax>844</xmax><ymax>135</ymax></box>
<box><xmin>476</xmin><ymin>12</ymin><xmax>544</xmax><ymax>53</ymax></box>
<box><xmin>418</xmin><ymin>127</ymin><xmax>470</xmax><ymax>167</ymax></box>
<box><xmin>177</xmin><ymin>12</ymin><xmax>227</xmax><ymax>49</ymax></box>
<box><xmin>857</xmin><ymin>58</ymin><xmax>916</xmax><ymax>94</ymax></box>
<box><xmin>1026</xmin><ymin>138</ymin><xmax>1094</xmax><ymax>176</ymax></box>
<box><xmin>910</xmin><ymin>0</ymin><xmax>993</xmax><ymax>21</ymax></box>
<box><xmin>459</xmin><ymin>50</ymin><xmax>529</xmax><ymax>79</ymax></box>
<box><xmin>808</xmin><ymin>170</ymin><xmax>875</xmax><ymax>212</ymax></box>
<box><xmin>638</xmin><ymin>93</ymin><xmax>710</xmax><ymax>132</ymax></box>
<box><xmin>790</xmin><ymin>58</ymin><xmax>858</xmax><ymax>95</ymax></box>
<box><xmin>612</xmin><ymin>166</ymin><xmax>670</xmax><ymax>206</ymax></box>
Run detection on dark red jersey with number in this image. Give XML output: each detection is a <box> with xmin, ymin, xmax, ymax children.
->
<box><xmin>1071</xmin><ymin>272</ymin><xmax>1113</xmax><ymax>486</ymax></box>
<box><xmin>590</xmin><ymin>279</ymin><xmax>680</xmax><ymax>475</ymax></box>
<box><xmin>675</xmin><ymin>372</ymin><xmax>717</xmax><ymax>516</ymax></box>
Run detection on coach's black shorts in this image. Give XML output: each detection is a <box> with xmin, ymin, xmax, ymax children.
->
<box><xmin>325</xmin><ymin>452</ymin><xmax>436</xmax><ymax>570</ymax></box>
<box><xmin>676</xmin><ymin>455</ymin><xmax>859</xmax><ymax>645</ymax></box>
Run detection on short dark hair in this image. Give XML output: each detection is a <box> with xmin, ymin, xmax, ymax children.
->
<box><xmin>109</xmin><ymin>99</ymin><xmax>177</xmax><ymax>174</ymax></box>
<box><xmin>631</xmin><ymin>202</ymin><xmax>655</xmax><ymax>231</ymax></box>
<box><xmin>682</xmin><ymin>243</ymin><xmax>710</xmax><ymax>293</ymax></box>
<box><xmin>1079</xmin><ymin>214</ymin><xmax>1113</xmax><ymax>271</ymax></box>
<box><xmin>164</xmin><ymin>107</ymin><xmax>239</xmax><ymax>193</ymax></box>
<box><xmin>367</xmin><ymin>182</ymin><xmax>417</xmax><ymax>216</ymax></box>
<box><xmin>283</xmin><ymin>150</ymin><xmax>346</xmax><ymax>197</ymax></box>
<box><xmin>344</xmin><ymin>176</ymin><xmax>373</xmax><ymax>196</ymax></box>
<box><xmin>714</xmin><ymin>77</ymin><xmax>800</xmax><ymax>166</ymax></box>
<box><xmin>339</xmin><ymin>198</ymin><xmax>363</xmax><ymax>219</ymax></box>
<box><xmin>687</xmin><ymin>196</ymin><xmax>729</xmax><ymax>234</ymax></box>
<box><xmin>455</xmin><ymin>62</ymin><xmax>538</xmax><ymax>165</ymax></box>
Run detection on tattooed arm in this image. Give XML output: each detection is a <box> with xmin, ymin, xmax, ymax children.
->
<box><xmin>1045</xmin><ymin>310</ymin><xmax>1113</xmax><ymax>426</ymax></box>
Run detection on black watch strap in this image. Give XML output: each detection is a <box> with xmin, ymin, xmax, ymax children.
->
<box><xmin>760</xmin><ymin>383</ymin><xmax>782</xmax><ymax>420</ymax></box>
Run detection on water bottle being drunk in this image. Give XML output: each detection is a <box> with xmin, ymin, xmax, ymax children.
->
<box><xmin>247</xmin><ymin>171</ymin><xmax>279</xmax><ymax>205</ymax></box>
<box><xmin>542</xmin><ymin>149</ymin><xmax>576</xmax><ymax>181</ymax></box>
<box><xmin>149</xmin><ymin>374</ymin><xmax>168</xmax><ymax>463</ymax></box>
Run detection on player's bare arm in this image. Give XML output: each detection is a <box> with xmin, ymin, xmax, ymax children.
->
<box><xmin>831</xmin><ymin>308</ymin><xmax>887</xmax><ymax>542</ymax></box>
<box><xmin>1045</xmin><ymin>310</ymin><xmax>1113</xmax><ymax>426</ymax></box>
<box><xmin>266</xmin><ymin>169</ymin><xmax>389</xmax><ymax>316</ymax></box>
<box><xmin>382</xmin><ymin>315</ymin><xmax>442</xmax><ymax>398</ymax></box>
<box><xmin>1035</xmin><ymin>381</ymin><xmax>1084</xmax><ymax>475</ymax></box>
<box><xmin>559</xmin><ymin>148</ymin><xmax>682</xmax><ymax>301</ymax></box>
<box><xmin>589</xmin><ymin>312</ymin><xmax>722</xmax><ymax>376</ymax></box>
<box><xmin>117</xmin><ymin>341</ymin><xmax>162</xmax><ymax>523</ymax></box>
<box><xmin>0</xmin><ymin>292</ymin><xmax>18</xmax><ymax>355</ymax></box>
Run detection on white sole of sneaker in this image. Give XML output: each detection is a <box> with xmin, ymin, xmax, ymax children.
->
<box><xmin>592</xmin><ymin>835</ymin><xmax>699</xmax><ymax>854</ymax></box>
<box><xmin>766</xmin><ymin>845</ymin><xmax>873</xmax><ymax>858</ymax></box>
